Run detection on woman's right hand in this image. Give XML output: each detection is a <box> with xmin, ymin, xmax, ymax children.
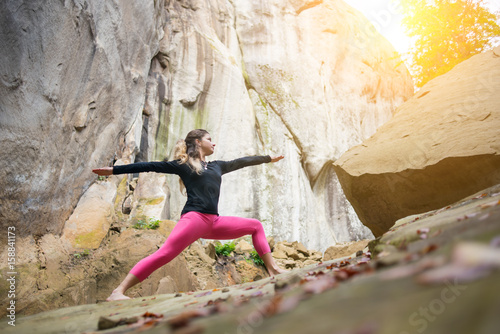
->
<box><xmin>92</xmin><ymin>167</ymin><xmax>113</xmax><ymax>176</ymax></box>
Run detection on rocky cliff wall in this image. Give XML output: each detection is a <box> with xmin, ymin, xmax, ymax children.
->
<box><xmin>0</xmin><ymin>0</ymin><xmax>413</xmax><ymax>251</ymax></box>
<box><xmin>0</xmin><ymin>0</ymin><xmax>164</xmax><ymax>239</ymax></box>
<box><xmin>137</xmin><ymin>0</ymin><xmax>413</xmax><ymax>250</ymax></box>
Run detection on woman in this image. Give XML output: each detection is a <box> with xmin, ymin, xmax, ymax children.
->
<box><xmin>93</xmin><ymin>129</ymin><xmax>286</xmax><ymax>301</ymax></box>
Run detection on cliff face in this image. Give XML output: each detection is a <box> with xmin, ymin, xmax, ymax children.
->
<box><xmin>0</xmin><ymin>0</ymin><xmax>164</xmax><ymax>238</ymax></box>
<box><xmin>0</xmin><ymin>0</ymin><xmax>412</xmax><ymax>250</ymax></box>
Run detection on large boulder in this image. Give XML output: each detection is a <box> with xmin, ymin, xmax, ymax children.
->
<box><xmin>60</xmin><ymin>181</ymin><xmax>117</xmax><ymax>249</ymax></box>
<box><xmin>333</xmin><ymin>47</ymin><xmax>500</xmax><ymax>237</ymax></box>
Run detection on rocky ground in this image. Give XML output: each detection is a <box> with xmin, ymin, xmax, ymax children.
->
<box><xmin>2</xmin><ymin>184</ymin><xmax>500</xmax><ymax>333</ymax></box>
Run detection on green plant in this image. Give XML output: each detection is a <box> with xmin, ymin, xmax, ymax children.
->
<box><xmin>97</xmin><ymin>176</ymin><xmax>106</xmax><ymax>181</ymax></box>
<box><xmin>132</xmin><ymin>218</ymin><xmax>161</xmax><ymax>230</ymax></box>
<box><xmin>73</xmin><ymin>249</ymin><xmax>91</xmax><ymax>259</ymax></box>
<box><xmin>214</xmin><ymin>241</ymin><xmax>236</xmax><ymax>257</ymax></box>
<box><xmin>249</xmin><ymin>250</ymin><xmax>265</xmax><ymax>266</ymax></box>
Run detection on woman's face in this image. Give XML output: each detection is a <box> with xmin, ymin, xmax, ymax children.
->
<box><xmin>198</xmin><ymin>133</ymin><xmax>215</xmax><ymax>157</ymax></box>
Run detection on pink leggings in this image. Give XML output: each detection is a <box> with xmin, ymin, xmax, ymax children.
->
<box><xmin>129</xmin><ymin>211</ymin><xmax>271</xmax><ymax>281</ymax></box>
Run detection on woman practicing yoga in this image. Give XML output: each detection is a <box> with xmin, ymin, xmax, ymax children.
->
<box><xmin>93</xmin><ymin>129</ymin><xmax>286</xmax><ymax>301</ymax></box>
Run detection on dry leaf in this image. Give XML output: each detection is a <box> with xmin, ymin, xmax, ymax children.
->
<box><xmin>168</xmin><ymin>309</ymin><xmax>210</xmax><ymax>329</ymax></box>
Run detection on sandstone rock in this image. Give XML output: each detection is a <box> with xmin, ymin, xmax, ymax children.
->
<box><xmin>281</xmin><ymin>259</ymin><xmax>298</xmax><ymax>269</ymax></box>
<box><xmin>185</xmin><ymin>242</ymin><xmax>216</xmax><ymax>268</ymax></box>
<box><xmin>310</xmin><ymin>252</ymin><xmax>323</xmax><ymax>262</ymax></box>
<box><xmin>149</xmin><ymin>0</ymin><xmax>411</xmax><ymax>252</ymax></box>
<box><xmin>157</xmin><ymin>220</ymin><xmax>177</xmax><ymax>238</ymax></box>
<box><xmin>272</xmin><ymin>249</ymin><xmax>289</xmax><ymax>260</ymax></box>
<box><xmin>130</xmin><ymin>173</ymin><xmax>170</xmax><ymax>223</ymax></box>
<box><xmin>235</xmin><ymin>258</ymin><xmax>266</xmax><ymax>283</ymax></box>
<box><xmin>0</xmin><ymin>0</ymin><xmax>164</xmax><ymax>241</ymax></box>
<box><xmin>1</xmin><ymin>0</ymin><xmax>411</xmax><ymax>256</ymax></box>
<box><xmin>333</xmin><ymin>49</ymin><xmax>500</xmax><ymax>237</ymax></box>
<box><xmin>292</xmin><ymin>241</ymin><xmax>310</xmax><ymax>256</ymax></box>
<box><xmin>155</xmin><ymin>276</ymin><xmax>178</xmax><ymax>295</ymax></box>
<box><xmin>275</xmin><ymin>243</ymin><xmax>299</xmax><ymax>259</ymax></box>
<box><xmin>205</xmin><ymin>243</ymin><xmax>216</xmax><ymax>260</ymax></box>
<box><xmin>235</xmin><ymin>240</ymin><xmax>254</xmax><ymax>253</ymax></box>
<box><xmin>323</xmin><ymin>240</ymin><xmax>371</xmax><ymax>261</ymax></box>
<box><xmin>4</xmin><ymin>188</ymin><xmax>500</xmax><ymax>334</ymax></box>
<box><xmin>61</xmin><ymin>182</ymin><xmax>117</xmax><ymax>249</ymax></box>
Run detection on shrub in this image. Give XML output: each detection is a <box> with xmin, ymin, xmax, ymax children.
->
<box><xmin>214</xmin><ymin>241</ymin><xmax>236</xmax><ymax>257</ymax></box>
<box><xmin>249</xmin><ymin>250</ymin><xmax>264</xmax><ymax>266</ymax></box>
<box><xmin>132</xmin><ymin>218</ymin><xmax>161</xmax><ymax>230</ymax></box>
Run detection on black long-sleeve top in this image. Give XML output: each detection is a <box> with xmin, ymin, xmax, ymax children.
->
<box><xmin>113</xmin><ymin>155</ymin><xmax>271</xmax><ymax>216</ymax></box>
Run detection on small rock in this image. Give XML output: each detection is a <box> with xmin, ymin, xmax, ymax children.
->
<box><xmin>205</xmin><ymin>243</ymin><xmax>216</xmax><ymax>259</ymax></box>
<box><xmin>287</xmin><ymin>250</ymin><xmax>301</xmax><ymax>260</ymax></box>
<box><xmin>98</xmin><ymin>316</ymin><xmax>119</xmax><ymax>330</ymax></box>
<box><xmin>235</xmin><ymin>240</ymin><xmax>253</xmax><ymax>253</ymax></box>
<box><xmin>292</xmin><ymin>241</ymin><xmax>309</xmax><ymax>256</ymax></box>
<box><xmin>310</xmin><ymin>252</ymin><xmax>323</xmax><ymax>261</ymax></box>
<box><xmin>282</xmin><ymin>259</ymin><xmax>297</xmax><ymax>269</ymax></box>
<box><xmin>272</xmin><ymin>249</ymin><xmax>288</xmax><ymax>259</ymax></box>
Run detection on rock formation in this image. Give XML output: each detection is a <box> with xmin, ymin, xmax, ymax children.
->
<box><xmin>0</xmin><ymin>215</ymin><xmax>330</xmax><ymax>317</ymax></box>
<box><xmin>0</xmin><ymin>0</ymin><xmax>412</xmax><ymax>252</ymax></box>
<box><xmin>2</xmin><ymin>184</ymin><xmax>499</xmax><ymax>333</ymax></box>
<box><xmin>151</xmin><ymin>0</ymin><xmax>413</xmax><ymax>250</ymax></box>
<box><xmin>0</xmin><ymin>1</ymin><xmax>165</xmax><ymax>239</ymax></box>
<box><xmin>333</xmin><ymin>47</ymin><xmax>500</xmax><ymax>236</ymax></box>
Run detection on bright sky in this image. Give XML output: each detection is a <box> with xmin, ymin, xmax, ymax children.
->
<box><xmin>343</xmin><ymin>0</ymin><xmax>500</xmax><ymax>56</ymax></box>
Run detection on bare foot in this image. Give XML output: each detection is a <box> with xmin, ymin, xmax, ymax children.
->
<box><xmin>106</xmin><ymin>290</ymin><xmax>131</xmax><ymax>301</ymax></box>
<box><xmin>267</xmin><ymin>266</ymin><xmax>288</xmax><ymax>277</ymax></box>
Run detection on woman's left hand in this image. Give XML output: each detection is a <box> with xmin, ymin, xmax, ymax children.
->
<box><xmin>270</xmin><ymin>155</ymin><xmax>284</xmax><ymax>163</ymax></box>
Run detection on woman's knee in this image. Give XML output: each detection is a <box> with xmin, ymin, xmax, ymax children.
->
<box><xmin>245</xmin><ymin>218</ymin><xmax>262</xmax><ymax>229</ymax></box>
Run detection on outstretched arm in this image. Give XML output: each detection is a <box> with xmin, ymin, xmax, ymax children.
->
<box><xmin>92</xmin><ymin>167</ymin><xmax>113</xmax><ymax>176</ymax></box>
<box><xmin>92</xmin><ymin>161</ymin><xmax>182</xmax><ymax>176</ymax></box>
<box><xmin>220</xmin><ymin>155</ymin><xmax>284</xmax><ymax>175</ymax></box>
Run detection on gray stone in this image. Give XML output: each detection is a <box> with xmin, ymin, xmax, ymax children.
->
<box><xmin>0</xmin><ymin>0</ymin><xmax>164</xmax><ymax>242</ymax></box>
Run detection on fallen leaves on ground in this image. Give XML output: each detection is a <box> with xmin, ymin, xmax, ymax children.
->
<box><xmin>417</xmin><ymin>241</ymin><xmax>500</xmax><ymax>284</ymax></box>
<box><xmin>97</xmin><ymin>311</ymin><xmax>163</xmax><ymax>331</ymax></box>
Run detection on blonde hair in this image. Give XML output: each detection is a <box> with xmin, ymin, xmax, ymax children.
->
<box><xmin>173</xmin><ymin>129</ymin><xmax>209</xmax><ymax>194</ymax></box>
